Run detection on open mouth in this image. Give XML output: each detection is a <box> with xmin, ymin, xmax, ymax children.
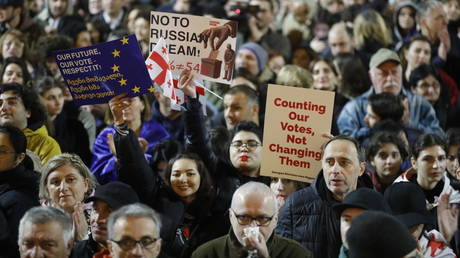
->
<box><xmin>240</xmin><ymin>155</ymin><xmax>248</xmax><ymax>162</ymax></box>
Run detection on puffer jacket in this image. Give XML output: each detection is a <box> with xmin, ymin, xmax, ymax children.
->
<box><xmin>276</xmin><ymin>171</ymin><xmax>373</xmax><ymax>258</ymax></box>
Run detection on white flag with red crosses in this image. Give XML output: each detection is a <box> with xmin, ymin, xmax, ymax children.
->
<box><xmin>145</xmin><ymin>38</ymin><xmax>177</xmax><ymax>104</ymax></box>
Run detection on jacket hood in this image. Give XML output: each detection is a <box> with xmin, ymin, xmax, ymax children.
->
<box><xmin>393</xmin><ymin>1</ymin><xmax>418</xmax><ymax>41</ymax></box>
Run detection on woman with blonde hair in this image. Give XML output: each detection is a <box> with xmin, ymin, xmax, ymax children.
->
<box><xmin>353</xmin><ymin>10</ymin><xmax>393</xmax><ymax>60</ymax></box>
<box><xmin>276</xmin><ymin>65</ymin><xmax>313</xmax><ymax>88</ymax></box>
<box><xmin>39</xmin><ymin>153</ymin><xmax>98</xmax><ymax>241</ymax></box>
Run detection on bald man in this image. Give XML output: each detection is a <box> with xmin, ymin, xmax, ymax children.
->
<box><xmin>192</xmin><ymin>182</ymin><xmax>311</xmax><ymax>258</ymax></box>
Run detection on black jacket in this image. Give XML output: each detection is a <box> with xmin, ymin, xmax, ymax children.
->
<box><xmin>114</xmin><ymin>127</ymin><xmax>229</xmax><ymax>258</ymax></box>
<box><xmin>70</xmin><ymin>234</ymin><xmax>100</xmax><ymax>258</ymax></box>
<box><xmin>276</xmin><ymin>171</ymin><xmax>372</xmax><ymax>258</ymax></box>
<box><xmin>0</xmin><ymin>164</ymin><xmax>40</xmax><ymax>258</ymax></box>
<box><xmin>184</xmin><ymin>97</ymin><xmax>270</xmax><ymax>210</ymax></box>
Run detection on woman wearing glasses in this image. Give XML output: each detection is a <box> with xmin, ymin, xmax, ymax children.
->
<box><xmin>408</xmin><ymin>64</ymin><xmax>460</xmax><ymax>130</ymax></box>
<box><xmin>108</xmin><ymin>94</ymin><xmax>227</xmax><ymax>258</ymax></box>
<box><xmin>0</xmin><ymin>126</ymin><xmax>40</xmax><ymax>258</ymax></box>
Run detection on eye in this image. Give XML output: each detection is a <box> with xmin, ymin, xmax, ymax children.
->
<box><xmin>186</xmin><ymin>172</ymin><xmax>196</xmax><ymax>177</ymax></box>
<box><xmin>50</xmin><ymin>179</ymin><xmax>61</xmax><ymax>186</ymax></box>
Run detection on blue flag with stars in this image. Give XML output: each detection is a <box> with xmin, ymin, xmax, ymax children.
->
<box><xmin>53</xmin><ymin>34</ymin><xmax>152</xmax><ymax>106</ymax></box>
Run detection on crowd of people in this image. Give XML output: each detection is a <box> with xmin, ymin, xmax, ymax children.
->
<box><xmin>0</xmin><ymin>0</ymin><xmax>460</xmax><ymax>257</ymax></box>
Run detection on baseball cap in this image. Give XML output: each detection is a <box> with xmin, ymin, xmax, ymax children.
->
<box><xmin>85</xmin><ymin>181</ymin><xmax>139</xmax><ymax>210</ymax></box>
<box><xmin>369</xmin><ymin>48</ymin><xmax>401</xmax><ymax>70</ymax></box>
<box><xmin>333</xmin><ymin>188</ymin><xmax>391</xmax><ymax>216</ymax></box>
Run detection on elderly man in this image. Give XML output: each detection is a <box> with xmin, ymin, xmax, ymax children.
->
<box><xmin>18</xmin><ymin>207</ymin><xmax>74</xmax><ymax>258</ymax></box>
<box><xmin>192</xmin><ymin>182</ymin><xmax>312</xmax><ymax>257</ymax></box>
<box><xmin>107</xmin><ymin>203</ymin><xmax>162</xmax><ymax>258</ymax></box>
<box><xmin>276</xmin><ymin>135</ymin><xmax>371</xmax><ymax>258</ymax></box>
<box><xmin>71</xmin><ymin>181</ymin><xmax>139</xmax><ymax>258</ymax></box>
<box><xmin>337</xmin><ymin>48</ymin><xmax>444</xmax><ymax>142</ymax></box>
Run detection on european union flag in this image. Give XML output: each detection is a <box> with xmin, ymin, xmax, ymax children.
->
<box><xmin>54</xmin><ymin>34</ymin><xmax>153</xmax><ymax>106</ymax></box>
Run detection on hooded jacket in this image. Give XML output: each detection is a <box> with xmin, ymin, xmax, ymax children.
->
<box><xmin>393</xmin><ymin>1</ymin><xmax>418</xmax><ymax>51</ymax></box>
<box><xmin>23</xmin><ymin>125</ymin><xmax>61</xmax><ymax>165</ymax></box>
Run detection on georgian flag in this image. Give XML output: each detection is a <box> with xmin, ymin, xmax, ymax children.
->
<box><xmin>145</xmin><ymin>38</ymin><xmax>176</xmax><ymax>104</ymax></box>
<box><xmin>146</xmin><ymin>38</ymin><xmax>207</xmax><ymax>115</ymax></box>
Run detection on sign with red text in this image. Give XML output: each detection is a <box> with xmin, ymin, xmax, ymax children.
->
<box><xmin>260</xmin><ymin>85</ymin><xmax>335</xmax><ymax>183</ymax></box>
<box><xmin>149</xmin><ymin>11</ymin><xmax>237</xmax><ymax>84</ymax></box>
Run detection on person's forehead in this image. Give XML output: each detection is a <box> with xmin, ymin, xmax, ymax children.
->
<box><xmin>329</xmin><ymin>30</ymin><xmax>350</xmax><ymax>42</ymax></box>
<box><xmin>0</xmin><ymin>90</ymin><xmax>22</xmax><ymax>101</ymax></box>
<box><xmin>237</xmin><ymin>49</ymin><xmax>256</xmax><ymax>59</ymax></box>
<box><xmin>22</xmin><ymin>221</ymin><xmax>63</xmax><ymax>240</ymax></box>
<box><xmin>224</xmin><ymin>91</ymin><xmax>248</xmax><ymax>104</ymax></box>
<box><xmin>341</xmin><ymin>207</ymin><xmax>365</xmax><ymax>217</ymax></box>
<box><xmin>324</xmin><ymin>139</ymin><xmax>358</xmax><ymax>157</ymax></box>
<box><xmin>113</xmin><ymin>216</ymin><xmax>157</xmax><ymax>238</ymax></box>
<box><xmin>233</xmin><ymin>193</ymin><xmax>275</xmax><ymax>214</ymax></box>
<box><xmin>418</xmin><ymin>145</ymin><xmax>446</xmax><ymax>157</ymax></box>
<box><xmin>232</xmin><ymin>131</ymin><xmax>260</xmax><ymax>142</ymax></box>
<box><xmin>251</xmin><ymin>0</ymin><xmax>271</xmax><ymax>9</ymax></box>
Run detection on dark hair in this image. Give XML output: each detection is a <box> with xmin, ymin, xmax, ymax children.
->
<box><xmin>368</xmin><ymin>92</ymin><xmax>404</xmax><ymax>122</ymax></box>
<box><xmin>323</xmin><ymin>135</ymin><xmax>363</xmax><ymax>161</ymax></box>
<box><xmin>400</xmin><ymin>35</ymin><xmax>431</xmax><ymax>70</ymax></box>
<box><xmin>310</xmin><ymin>57</ymin><xmax>339</xmax><ymax>76</ymax></box>
<box><xmin>0</xmin><ymin>125</ymin><xmax>26</xmax><ymax>155</ymax></box>
<box><xmin>234</xmin><ymin>67</ymin><xmax>260</xmax><ymax>90</ymax></box>
<box><xmin>37</xmin><ymin>34</ymin><xmax>73</xmax><ymax>60</ymax></box>
<box><xmin>225</xmin><ymin>85</ymin><xmax>259</xmax><ymax>106</ymax></box>
<box><xmin>59</xmin><ymin>16</ymin><xmax>87</xmax><ymax>42</ymax></box>
<box><xmin>446</xmin><ymin>128</ymin><xmax>460</xmax><ymax>147</ymax></box>
<box><xmin>334</xmin><ymin>53</ymin><xmax>370</xmax><ymax>98</ymax></box>
<box><xmin>408</xmin><ymin>64</ymin><xmax>440</xmax><ymax>89</ymax></box>
<box><xmin>366</xmin><ymin>132</ymin><xmax>408</xmax><ymax>162</ymax></box>
<box><xmin>0</xmin><ymin>83</ymin><xmax>46</xmax><ymax>128</ymax></box>
<box><xmin>164</xmin><ymin>153</ymin><xmax>214</xmax><ymax>201</ymax></box>
<box><xmin>34</xmin><ymin>76</ymin><xmax>66</xmax><ymax>96</ymax></box>
<box><xmin>412</xmin><ymin>133</ymin><xmax>447</xmax><ymax>159</ymax></box>
<box><xmin>0</xmin><ymin>56</ymin><xmax>31</xmax><ymax>85</ymax></box>
<box><xmin>230</xmin><ymin>121</ymin><xmax>263</xmax><ymax>143</ymax></box>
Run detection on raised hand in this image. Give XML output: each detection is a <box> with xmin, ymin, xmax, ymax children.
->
<box><xmin>178</xmin><ymin>69</ymin><xmax>197</xmax><ymax>99</ymax></box>
<box><xmin>437</xmin><ymin>193</ymin><xmax>459</xmax><ymax>243</ymax></box>
<box><xmin>108</xmin><ymin>93</ymin><xmax>130</xmax><ymax>126</ymax></box>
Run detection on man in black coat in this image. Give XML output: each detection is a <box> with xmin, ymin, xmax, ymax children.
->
<box><xmin>276</xmin><ymin>135</ymin><xmax>372</xmax><ymax>258</ymax></box>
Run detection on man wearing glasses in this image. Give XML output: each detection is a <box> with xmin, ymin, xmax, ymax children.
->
<box><xmin>71</xmin><ymin>181</ymin><xmax>139</xmax><ymax>258</ymax></box>
<box><xmin>192</xmin><ymin>182</ymin><xmax>312</xmax><ymax>257</ymax></box>
<box><xmin>107</xmin><ymin>203</ymin><xmax>162</xmax><ymax>258</ymax></box>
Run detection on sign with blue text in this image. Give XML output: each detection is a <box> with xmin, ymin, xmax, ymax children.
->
<box><xmin>54</xmin><ymin>34</ymin><xmax>153</xmax><ymax>105</ymax></box>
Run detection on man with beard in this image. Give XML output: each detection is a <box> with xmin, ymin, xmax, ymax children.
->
<box><xmin>337</xmin><ymin>48</ymin><xmax>444</xmax><ymax>143</ymax></box>
<box><xmin>71</xmin><ymin>181</ymin><xmax>139</xmax><ymax>258</ymax></box>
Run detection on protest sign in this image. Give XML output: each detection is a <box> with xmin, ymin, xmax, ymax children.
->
<box><xmin>149</xmin><ymin>11</ymin><xmax>237</xmax><ymax>84</ymax></box>
<box><xmin>260</xmin><ymin>85</ymin><xmax>335</xmax><ymax>183</ymax></box>
<box><xmin>54</xmin><ymin>34</ymin><xmax>152</xmax><ymax>106</ymax></box>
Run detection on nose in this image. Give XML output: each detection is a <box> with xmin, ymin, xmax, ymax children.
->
<box><xmin>59</xmin><ymin>180</ymin><xmax>69</xmax><ymax>191</ymax></box>
<box><xmin>28</xmin><ymin>246</ymin><xmax>45</xmax><ymax>258</ymax></box>
<box><xmin>179</xmin><ymin>173</ymin><xmax>187</xmax><ymax>182</ymax></box>
<box><xmin>131</xmin><ymin>242</ymin><xmax>144</xmax><ymax>257</ymax></box>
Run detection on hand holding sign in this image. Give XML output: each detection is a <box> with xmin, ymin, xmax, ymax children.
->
<box><xmin>109</xmin><ymin>93</ymin><xmax>130</xmax><ymax>126</ymax></box>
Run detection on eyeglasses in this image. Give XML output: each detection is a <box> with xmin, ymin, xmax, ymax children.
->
<box><xmin>230</xmin><ymin>140</ymin><xmax>261</xmax><ymax>150</ymax></box>
<box><xmin>109</xmin><ymin>237</ymin><xmax>159</xmax><ymax>251</ymax></box>
<box><xmin>230</xmin><ymin>209</ymin><xmax>275</xmax><ymax>226</ymax></box>
<box><xmin>417</xmin><ymin>82</ymin><xmax>440</xmax><ymax>90</ymax></box>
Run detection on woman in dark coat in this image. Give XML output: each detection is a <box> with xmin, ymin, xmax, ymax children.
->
<box><xmin>0</xmin><ymin>126</ymin><xmax>40</xmax><ymax>258</ymax></box>
<box><xmin>110</xmin><ymin>94</ymin><xmax>229</xmax><ymax>257</ymax></box>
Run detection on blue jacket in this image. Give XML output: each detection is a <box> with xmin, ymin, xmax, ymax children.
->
<box><xmin>90</xmin><ymin>120</ymin><xmax>169</xmax><ymax>184</ymax></box>
<box><xmin>337</xmin><ymin>87</ymin><xmax>444</xmax><ymax>142</ymax></box>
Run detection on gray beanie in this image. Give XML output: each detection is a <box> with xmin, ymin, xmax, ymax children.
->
<box><xmin>239</xmin><ymin>42</ymin><xmax>268</xmax><ymax>73</ymax></box>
